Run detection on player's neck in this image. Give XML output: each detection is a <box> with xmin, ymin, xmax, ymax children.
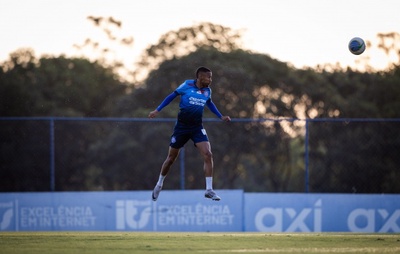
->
<box><xmin>195</xmin><ymin>79</ymin><xmax>201</xmax><ymax>89</ymax></box>
<box><xmin>195</xmin><ymin>79</ymin><xmax>207</xmax><ymax>89</ymax></box>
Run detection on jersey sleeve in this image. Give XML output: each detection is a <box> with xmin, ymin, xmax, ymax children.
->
<box><xmin>206</xmin><ymin>99</ymin><xmax>223</xmax><ymax>118</ymax></box>
<box><xmin>156</xmin><ymin>91</ymin><xmax>179</xmax><ymax>111</ymax></box>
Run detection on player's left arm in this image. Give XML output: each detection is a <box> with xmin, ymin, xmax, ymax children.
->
<box><xmin>148</xmin><ymin>92</ymin><xmax>179</xmax><ymax>118</ymax></box>
<box><xmin>206</xmin><ymin>100</ymin><xmax>231</xmax><ymax>122</ymax></box>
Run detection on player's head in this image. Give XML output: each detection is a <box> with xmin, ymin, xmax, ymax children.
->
<box><xmin>195</xmin><ymin>66</ymin><xmax>211</xmax><ymax>78</ymax></box>
<box><xmin>195</xmin><ymin>66</ymin><xmax>212</xmax><ymax>87</ymax></box>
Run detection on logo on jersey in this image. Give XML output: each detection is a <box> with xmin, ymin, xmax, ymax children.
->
<box><xmin>188</xmin><ymin>97</ymin><xmax>206</xmax><ymax>106</ymax></box>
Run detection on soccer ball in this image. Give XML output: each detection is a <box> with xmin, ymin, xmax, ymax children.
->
<box><xmin>348</xmin><ymin>37</ymin><xmax>366</xmax><ymax>55</ymax></box>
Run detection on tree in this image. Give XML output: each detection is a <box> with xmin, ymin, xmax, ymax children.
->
<box><xmin>108</xmin><ymin>47</ymin><xmax>307</xmax><ymax>192</ymax></box>
<box><xmin>133</xmin><ymin>22</ymin><xmax>244</xmax><ymax>83</ymax></box>
<box><xmin>1</xmin><ymin>24</ymin><xmax>400</xmax><ymax>193</ymax></box>
<box><xmin>110</xmin><ymin>44</ymin><xmax>400</xmax><ymax>193</ymax></box>
<box><xmin>0</xmin><ymin>49</ymin><xmax>127</xmax><ymax>191</ymax></box>
<box><xmin>377</xmin><ymin>32</ymin><xmax>400</xmax><ymax>69</ymax></box>
<box><xmin>73</xmin><ymin>16</ymin><xmax>134</xmax><ymax>82</ymax></box>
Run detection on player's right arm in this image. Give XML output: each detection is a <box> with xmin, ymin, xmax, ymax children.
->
<box><xmin>148</xmin><ymin>91</ymin><xmax>179</xmax><ymax>118</ymax></box>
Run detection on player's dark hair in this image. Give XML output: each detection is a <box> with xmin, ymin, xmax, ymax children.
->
<box><xmin>195</xmin><ymin>66</ymin><xmax>211</xmax><ymax>78</ymax></box>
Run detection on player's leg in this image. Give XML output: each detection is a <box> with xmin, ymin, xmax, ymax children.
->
<box><xmin>152</xmin><ymin>147</ymin><xmax>180</xmax><ymax>201</ymax></box>
<box><xmin>193</xmin><ymin>127</ymin><xmax>221</xmax><ymax>201</ymax></box>
<box><xmin>152</xmin><ymin>129</ymin><xmax>190</xmax><ymax>201</ymax></box>
<box><xmin>159</xmin><ymin>146</ymin><xmax>180</xmax><ymax>177</ymax></box>
<box><xmin>195</xmin><ymin>141</ymin><xmax>213</xmax><ymax>177</ymax></box>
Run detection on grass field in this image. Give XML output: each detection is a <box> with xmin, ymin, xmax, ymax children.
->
<box><xmin>1</xmin><ymin>232</ymin><xmax>399</xmax><ymax>254</ymax></box>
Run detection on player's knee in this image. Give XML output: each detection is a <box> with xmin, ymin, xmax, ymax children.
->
<box><xmin>203</xmin><ymin>150</ymin><xmax>213</xmax><ymax>161</ymax></box>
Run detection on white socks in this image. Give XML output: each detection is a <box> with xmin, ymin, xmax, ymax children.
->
<box><xmin>206</xmin><ymin>177</ymin><xmax>213</xmax><ymax>190</ymax></box>
<box><xmin>156</xmin><ymin>174</ymin><xmax>166</xmax><ymax>186</ymax></box>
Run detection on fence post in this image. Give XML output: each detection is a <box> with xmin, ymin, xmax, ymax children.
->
<box><xmin>49</xmin><ymin>118</ymin><xmax>55</xmax><ymax>192</ymax></box>
<box><xmin>180</xmin><ymin>147</ymin><xmax>185</xmax><ymax>190</ymax></box>
<box><xmin>304</xmin><ymin>119</ymin><xmax>309</xmax><ymax>193</ymax></box>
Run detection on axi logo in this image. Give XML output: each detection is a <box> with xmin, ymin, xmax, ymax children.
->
<box><xmin>116</xmin><ymin>200</ymin><xmax>152</xmax><ymax>230</ymax></box>
<box><xmin>255</xmin><ymin>199</ymin><xmax>322</xmax><ymax>232</ymax></box>
<box><xmin>0</xmin><ymin>202</ymin><xmax>14</xmax><ymax>231</ymax></box>
<box><xmin>347</xmin><ymin>209</ymin><xmax>400</xmax><ymax>232</ymax></box>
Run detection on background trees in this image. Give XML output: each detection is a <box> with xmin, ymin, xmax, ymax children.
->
<box><xmin>1</xmin><ymin>23</ymin><xmax>399</xmax><ymax>193</ymax></box>
<box><xmin>0</xmin><ymin>48</ymin><xmax>126</xmax><ymax>191</ymax></box>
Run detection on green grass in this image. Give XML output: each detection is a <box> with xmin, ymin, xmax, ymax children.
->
<box><xmin>0</xmin><ymin>232</ymin><xmax>399</xmax><ymax>254</ymax></box>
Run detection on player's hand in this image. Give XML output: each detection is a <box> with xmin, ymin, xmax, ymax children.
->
<box><xmin>221</xmin><ymin>116</ymin><xmax>231</xmax><ymax>122</ymax></box>
<box><xmin>148</xmin><ymin>110</ymin><xmax>159</xmax><ymax>118</ymax></box>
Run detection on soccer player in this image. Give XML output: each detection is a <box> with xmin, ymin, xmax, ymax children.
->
<box><xmin>148</xmin><ymin>66</ymin><xmax>231</xmax><ymax>201</ymax></box>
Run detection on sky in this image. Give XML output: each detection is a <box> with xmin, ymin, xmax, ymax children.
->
<box><xmin>1</xmin><ymin>0</ymin><xmax>399</xmax><ymax>76</ymax></box>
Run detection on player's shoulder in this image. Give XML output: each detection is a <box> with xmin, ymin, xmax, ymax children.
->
<box><xmin>177</xmin><ymin>79</ymin><xmax>196</xmax><ymax>90</ymax></box>
<box><xmin>184</xmin><ymin>79</ymin><xmax>196</xmax><ymax>87</ymax></box>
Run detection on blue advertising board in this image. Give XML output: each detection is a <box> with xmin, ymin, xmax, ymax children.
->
<box><xmin>244</xmin><ymin>193</ymin><xmax>400</xmax><ymax>233</ymax></box>
<box><xmin>0</xmin><ymin>190</ymin><xmax>243</xmax><ymax>232</ymax></box>
<box><xmin>1</xmin><ymin>191</ymin><xmax>399</xmax><ymax>232</ymax></box>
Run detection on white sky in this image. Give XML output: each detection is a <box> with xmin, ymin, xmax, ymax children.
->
<box><xmin>1</xmin><ymin>0</ymin><xmax>399</xmax><ymax>75</ymax></box>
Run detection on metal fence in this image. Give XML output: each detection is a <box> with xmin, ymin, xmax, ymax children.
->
<box><xmin>1</xmin><ymin>117</ymin><xmax>399</xmax><ymax>193</ymax></box>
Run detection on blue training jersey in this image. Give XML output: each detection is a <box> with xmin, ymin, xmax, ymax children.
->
<box><xmin>175</xmin><ymin>79</ymin><xmax>212</xmax><ymax>125</ymax></box>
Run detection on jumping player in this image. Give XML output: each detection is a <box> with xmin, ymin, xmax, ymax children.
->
<box><xmin>148</xmin><ymin>66</ymin><xmax>231</xmax><ymax>201</ymax></box>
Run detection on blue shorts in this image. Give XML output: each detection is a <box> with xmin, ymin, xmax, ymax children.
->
<box><xmin>169</xmin><ymin>123</ymin><xmax>209</xmax><ymax>149</ymax></box>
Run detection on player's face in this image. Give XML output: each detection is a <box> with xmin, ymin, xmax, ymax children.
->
<box><xmin>198</xmin><ymin>71</ymin><xmax>212</xmax><ymax>87</ymax></box>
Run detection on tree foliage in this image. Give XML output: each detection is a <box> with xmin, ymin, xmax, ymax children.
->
<box><xmin>133</xmin><ymin>22</ymin><xmax>243</xmax><ymax>82</ymax></box>
<box><xmin>0</xmin><ymin>49</ymin><xmax>127</xmax><ymax>191</ymax></box>
<box><xmin>1</xmin><ymin>25</ymin><xmax>399</xmax><ymax>193</ymax></box>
